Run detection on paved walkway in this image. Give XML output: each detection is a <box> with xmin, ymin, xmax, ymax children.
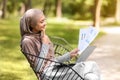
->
<box><xmin>88</xmin><ymin>27</ymin><xmax>120</xmax><ymax>80</ymax></box>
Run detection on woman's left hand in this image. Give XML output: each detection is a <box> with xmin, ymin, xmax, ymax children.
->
<box><xmin>41</xmin><ymin>29</ymin><xmax>51</xmax><ymax>44</ymax></box>
<box><xmin>70</xmin><ymin>48</ymin><xmax>79</xmax><ymax>58</ymax></box>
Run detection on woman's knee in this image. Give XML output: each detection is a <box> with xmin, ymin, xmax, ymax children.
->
<box><xmin>84</xmin><ymin>73</ymin><xmax>100</xmax><ymax>80</ymax></box>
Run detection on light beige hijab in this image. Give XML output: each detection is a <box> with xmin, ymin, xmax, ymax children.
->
<box><xmin>20</xmin><ymin>9</ymin><xmax>43</xmax><ymax>37</ymax></box>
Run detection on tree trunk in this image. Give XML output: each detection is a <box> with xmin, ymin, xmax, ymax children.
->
<box><xmin>115</xmin><ymin>0</ymin><xmax>120</xmax><ymax>23</ymax></box>
<box><xmin>43</xmin><ymin>0</ymin><xmax>51</xmax><ymax>16</ymax></box>
<box><xmin>93</xmin><ymin>0</ymin><xmax>102</xmax><ymax>29</ymax></box>
<box><xmin>19</xmin><ymin>3</ymin><xmax>25</xmax><ymax>15</ymax></box>
<box><xmin>56</xmin><ymin>0</ymin><xmax>62</xmax><ymax>19</ymax></box>
<box><xmin>25</xmin><ymin>0</ymin><xmax>32</xmax><ymax>11</ymax></box>
<box><xmin>1</xmin><ymin>0</ymin><xmax>7</xmax><ymax>19</ymax></box>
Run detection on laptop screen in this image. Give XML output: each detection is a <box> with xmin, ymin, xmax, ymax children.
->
<box><xmin>76</xmin><ymin>46</ymin><xmax>96</xmax><ymax>63</ymax></box>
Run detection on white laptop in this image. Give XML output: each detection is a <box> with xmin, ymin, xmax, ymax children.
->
<box><xmin>76</xmin><ymin>46</ymin><xmax>96</xmax><ymax>63</ymax></box>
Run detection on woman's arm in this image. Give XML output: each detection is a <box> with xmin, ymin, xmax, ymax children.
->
<box><xmin>35</xmin><ymin>43</ymin><xmax>49</xmax><ymax>72</ymax></box>
<box><xmin>55</xmin><ymin>48</ymin><xmax>79</xmax><ymax>63</ymax></box>
<box><xmin>21</xmin><ymin>38</ymin><xmax>38</xmax><ymax>67</ymax></box>
<box><xmin>55</xmin><ymin>52</ymin><xmax>71</xmax><ymax>62</ymax></box>
<box><xmin>21</xmin><ymin>38</ymin><xmax>50</xmax><ymax>72</ymax></box>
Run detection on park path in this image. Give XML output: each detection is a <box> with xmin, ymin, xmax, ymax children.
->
<box><xmin>88</xmin><ymin>27</ymin><xmax>120</xmax><ymax>80</ymax></box>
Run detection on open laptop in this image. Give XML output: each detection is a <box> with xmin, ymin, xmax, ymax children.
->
<box><xmin>76</xmin><ymin>46</ymin><xmax>96</xmax><ymax>63</ymax></box>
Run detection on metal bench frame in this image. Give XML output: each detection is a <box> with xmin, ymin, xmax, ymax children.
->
<box><xmin>22</xmin><ymin>36</ymin><xmax>84</xmax><ymax>80</ymax></box>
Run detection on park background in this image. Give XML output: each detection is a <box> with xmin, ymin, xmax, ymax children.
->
<box><xmin>0</xmin><ymin>0</ymin><xmax>120</xmax><ymax>80</ymax></box>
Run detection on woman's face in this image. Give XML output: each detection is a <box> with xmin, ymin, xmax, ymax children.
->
<box><xmin>32</xmin><ymin>14</ymin><xmax>46</xmax><ymax>33</ymax></box>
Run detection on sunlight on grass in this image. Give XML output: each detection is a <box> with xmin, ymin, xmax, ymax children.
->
<box><xmin>0</xmin><ymin>60</ymin><xmax>36</xmax><ymax>80</ymax></box>
<box><xmin>47</xmin><ymin>17</ymin><xmax>74</xmax><ymax>24</ymax></box>
<box><xmin>0</xmin><ymin>18</ymin><xmax>37</xmax><ymax>80</ymax></box>
<box><xmin>47</xmin><ymin>17</ymin><xmax>93</xmax><ymax>26</ymax></box>
<box><xmin>0</xmin><ymin>36</ymin><xmax>9</xmax><ymax>40</ymax></box>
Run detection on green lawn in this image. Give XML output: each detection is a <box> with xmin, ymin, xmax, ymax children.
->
<box><xmin>0</xmin><ymin>18</ymin><xmax>104</xmax><ymax>80</ymax></box>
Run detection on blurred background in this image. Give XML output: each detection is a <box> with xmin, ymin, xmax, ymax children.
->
<box><xmin>0</xmin><ymin>0</ymin><xmax>120</xmax><ymax>80</ymax></box>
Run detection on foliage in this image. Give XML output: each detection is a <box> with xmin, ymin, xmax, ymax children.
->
<box><xmin>101</xmin><ymin>0</ymin><xmax>116</xmax><ymax>17</ymax></box>
<box><xmin>62</xmin><ymin>0</ymin><xmax>94</xmax><ymax>20</ymax></box>
<box><xmin>0</xmin><ymin>0</ymin><xmax>117</xmax><ymax>20</ymax></box>
<box><xmin>5</xmin><ymin>0</ymin><xmax>21</xmax><ymax>13</ymax></box>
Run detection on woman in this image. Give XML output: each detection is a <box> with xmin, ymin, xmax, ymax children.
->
<box><xmin>20</xmin><ymin>9</ymin><xmax>100</xmax><ymax>80</ymax></box>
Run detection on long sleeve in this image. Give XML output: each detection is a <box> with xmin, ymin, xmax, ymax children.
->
<box><xmin>35</xmin><ymin>44</ymin><xmax>49</xmax><ymax>72</ymax></box>
<box><xmin>21</xmin><ymin>40</ymin><xmax>36</xmax><ymax>55</ymax></box>
<box><xmin>21</xmin><ymin>38</ymin><xmax>39</xmax><ymax>67</ymax></box>
<box><xmin>55</xmin><ymin>52</ymin><xmax>71</xmax><ymax>63</ymax></box>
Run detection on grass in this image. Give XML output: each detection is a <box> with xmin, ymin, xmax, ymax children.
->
<box><xmin>0</xmin><ymin>18</ymin><xmax>37</xmax><ymax>80</ymax></box>
<box><xmin>0</xmin><ymin>17</ymin><xmax>104</xmax><ymax>80</ymax></box>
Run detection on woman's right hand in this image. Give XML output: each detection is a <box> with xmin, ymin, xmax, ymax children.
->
<box><xmin>70</xmin><ymin>48</ymin><xmax>79</xmax><ymax>58</ymax></box>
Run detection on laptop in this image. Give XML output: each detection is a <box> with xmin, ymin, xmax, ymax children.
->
<box><xmin>58</xmin><ymin>46</ymin><xmax>96</xmax><ymax>67</ymax></box>
<box><xmin>76</xmin><ymin>46</ymin><xmax>96</xmax><ymax>63</ymax></box>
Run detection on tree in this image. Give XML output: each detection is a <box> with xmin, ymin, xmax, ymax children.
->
<box><xmin>43</xmin><ymin>0</ymin><xmax>52</xmax><ymax>16</ymax></box>
<box><xmin>24</xmin><ymin>0</ymin><xmax>32</xmax><ymax>11</ymax></box>
<box><xmin>1</xmin><ymin>0</ymin><xmax>7</xmax><ymax>19</ymax></box>
<box><xmin>93</xmin><ymin>0</ymin><xmax>102</xmax><ymax>29</ymax></box>
<box><xmin>115</xmin><ymin>0</ymin><xmax>120</xmax><ymax>23</ymax></box>
<box><xmin>56</xmin><ymin>0</ymin><xmax>62</xmax><ymax>19</ymax></box>
<box><xmin>18</xmin><ymin>0</ymin><xmax>32</xmax><ymax>15</ymax></box>
<box><xmin>101</xmin><ymin>0</ymin><xmax>116</xmax><ymax>17</ymax></box>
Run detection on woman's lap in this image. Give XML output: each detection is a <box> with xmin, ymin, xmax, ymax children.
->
<box><xmin>42</xmin><ymin>61</ymin><xmax>101</xmax><ymax>80</ymax></box>
<box><xmin>72</xmin><ymin>61</ymin><xmax>101</xmax><ymax>80</ymax></box>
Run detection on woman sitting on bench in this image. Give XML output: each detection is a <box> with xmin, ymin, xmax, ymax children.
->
<box><xmin>20</xmin><ymin>9</ymin><xmax>101</xmax><ymax>80</ymax></box>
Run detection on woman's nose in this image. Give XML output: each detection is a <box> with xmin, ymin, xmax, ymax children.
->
<box><xmin>44</xmin><ymin>21</ymin><xmax>47</xmax><ymax>26</ymax></box>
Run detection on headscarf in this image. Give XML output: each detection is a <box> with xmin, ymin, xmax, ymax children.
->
<box><xmin>20</xmin><ymin>9</ymin><xmax>43</xmax><ymax>37</ymax></box>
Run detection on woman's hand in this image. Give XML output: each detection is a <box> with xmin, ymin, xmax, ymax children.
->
<box><xmin>70</xmin><ymin>48</ymin><xmax>79</xmax><ymax>58</ymax></box>
<box><xmin>41</xmin><ymin>29</ymin><xmax>51</xmax><ymax>44</ymax></box>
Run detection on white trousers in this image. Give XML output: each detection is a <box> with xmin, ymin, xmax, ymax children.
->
<box><xmin>73</xmin><ymin>61</ymin><xmax>101</xmax><ymax>80</ymax></box>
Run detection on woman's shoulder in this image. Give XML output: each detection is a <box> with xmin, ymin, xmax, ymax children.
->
<box><xmin>21</xmin><ymin>35</ymin><xmax>34</xmax><ymax>44</ymax></box>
